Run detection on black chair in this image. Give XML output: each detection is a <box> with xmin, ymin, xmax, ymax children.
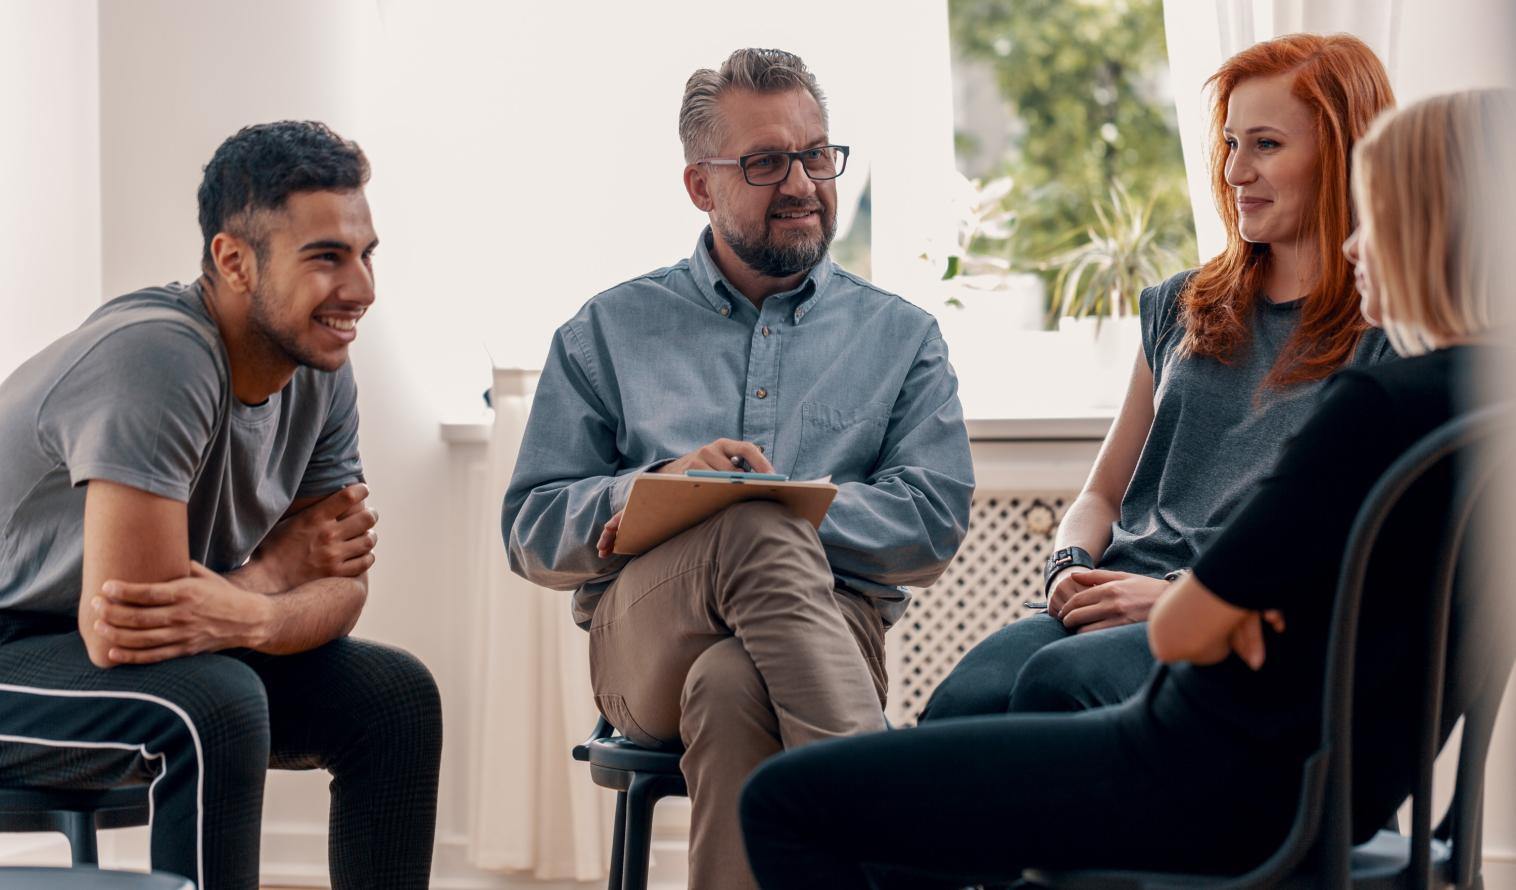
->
<box><xmin>0</xmin><ymin>866</ymin><xmax>192</xmax><ymax>888</ymax></box>
<box><xmin>573</xmin><ymin>715</ymin><xmax>687</xmax><ymax>890</ymax></box>
<box><xmin>0</xmin><ymin>784</ymin><xmax>151</xmax><ymax>866</ymax></box>
<box><xmin>1018</xmin><ymin>405</ymin><xmax>1516</xmax><ymax>890</ymax></box>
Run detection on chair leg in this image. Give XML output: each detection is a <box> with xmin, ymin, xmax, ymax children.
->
<box><xmin>621</xmin><ymin>774</ymin><xmax>664</xmax><ymax>890</ymax></box>
<box><xmin>64</xmin><ymin>811</ymin><xmax>99</xmax><ymax>865</ymax></box>
<box><xmin>608</xmin><ymin>790</ymin><xmax>627</xmax><ymax>890</ymax></box>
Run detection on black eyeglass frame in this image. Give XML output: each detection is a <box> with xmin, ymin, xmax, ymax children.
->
<box><xmin>696</xmin><ymin>145</ymin><xmax>850</xmax><ymax>186</ymax></box>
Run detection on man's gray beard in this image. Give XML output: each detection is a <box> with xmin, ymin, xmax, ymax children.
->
<box><xmin>720</xmin><ymin>215</ymin><xmax>836</xmax><ymax>279</ymax></box>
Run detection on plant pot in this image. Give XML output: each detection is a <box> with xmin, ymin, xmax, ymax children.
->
<box><xmin>1057</xmin><ymin>315</ymin><xmax>1142</xmax><ymax>409</ymax></box>
<box><xmin>935</xmin><ymin>274</ymin><xmax>1046</xmax><ymax>414</ymax></box>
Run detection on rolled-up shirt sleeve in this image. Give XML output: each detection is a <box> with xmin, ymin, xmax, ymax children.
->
<box><xmin>502</xmin><ymin>325</ymin><xmax>647</xmax><ymax>590</ymax></box>
<box><xmin>820</xmin><ymin>329</ymin><xmax>975</xmax><ymax>589</ymax></box>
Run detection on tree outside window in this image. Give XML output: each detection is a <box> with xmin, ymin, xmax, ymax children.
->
<box><xmin>950</xmin><ymin>0</ymin><xmax>1196</xmax><ymax>322</ymax></box>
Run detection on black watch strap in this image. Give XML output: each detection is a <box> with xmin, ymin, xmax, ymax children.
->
<box><xmin>1044</xmin><ymin>546</ymin><xmax>1094</xmax><ymax>598</ymax></box>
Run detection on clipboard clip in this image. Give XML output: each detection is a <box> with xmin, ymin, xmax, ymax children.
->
<box><xmin>685</xmin><ymin>469</ymin><xmax>790</xmax><ymax>483</ymax></box>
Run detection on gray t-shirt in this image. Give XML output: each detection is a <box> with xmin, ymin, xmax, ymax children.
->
<box><xmin>1099</xmin><ymin>270</ymin><xmax>1395</xmax><ymax>577</ymax></box>
<box><xmin>0</xmin><ymin>280</ymin><xmax>363</xmax><ymax>616</ymax></box>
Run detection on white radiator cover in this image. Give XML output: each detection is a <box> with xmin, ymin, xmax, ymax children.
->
<box><xmin>887</xmin><ymin>492</ymin><xmax>1073</xmax><ymax>725</ymax></box>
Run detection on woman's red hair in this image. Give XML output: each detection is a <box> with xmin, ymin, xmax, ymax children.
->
<box><xmin>1181</xmin><ymin>33</ymin><xmax>1395</xmax><ymax>388</ymax></box>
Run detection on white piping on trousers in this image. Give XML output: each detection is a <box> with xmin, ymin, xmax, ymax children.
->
<box><xmin>0</xmin><ymin>684</ymin><xmax>204</xmax><ymax>889</ymax></box>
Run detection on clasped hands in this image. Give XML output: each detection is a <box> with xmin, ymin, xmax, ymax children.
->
<box><xmin>596</xmin><ymin>439</ymin><xmax>774</xmax><ymax>558</ymax></box>
<box><xmin>1047</xmin><ymin>568</ymin><xmax>1168</xmax><ymax>633</ymax></box>
<box><xmin>1052</xmin><ymin>567</ymin><xmax>1285</xmax><ymax>668</ymax></box>
<box><xmin>92</xmin><ymin>483</ymin><xmax>377</xmax><ymax>665</ymax></box>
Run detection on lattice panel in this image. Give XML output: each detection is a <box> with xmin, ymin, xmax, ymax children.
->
<box><xmin>887</xmin><ymin>491</ymin><xmax>1074</xmax><ymax>726</ymax></box>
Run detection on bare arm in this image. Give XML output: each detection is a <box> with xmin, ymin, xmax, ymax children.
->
<box><xmin>1148</xmin><ymin>572</ymin><xmax>1282</xmax><ymax>669</ymax></box>
<box><xmin>1057</xmin><ymin>346</ymin><xmax>1155</xmax><ymax>553</ymax></box>
<box><xmin>80</xmin><ymin>480</ymin><xmax>192</xmax><ymax>667</ymax></box>
<box><xmin>83</xmin><ymin>480</ymin><xmax>370</xmax><ymax>668</ymax></box>
<box><xmin>1046</xmin><ymin>347</ymin><xmax>1156</xmax><ymax>611</ymax></box>
<box><xmin>239</xmin><ymin>573</ymin><xmax>367</xmax><ymax>656</ymax></box>
<box><xmin>226</xmin><ymin>484</ymin><xmax>378</xmax><ymax>594</ymax></box>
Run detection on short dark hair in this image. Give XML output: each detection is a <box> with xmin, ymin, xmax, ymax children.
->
<box><xmin>197</xmin><ymin>120</ymin><xmax>370</xmax><ymax>275</ymax></box>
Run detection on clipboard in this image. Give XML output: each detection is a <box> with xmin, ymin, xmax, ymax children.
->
<box><xmin>613</xmin><ymin>472</ymin><xmax>838</xmax><ymax>556</ymax></box>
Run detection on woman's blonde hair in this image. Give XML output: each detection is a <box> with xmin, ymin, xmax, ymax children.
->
<box><xmin>1352</xmin><ymin>88</ymin><xmax>1515</xmax><ymax>355</ymax></box>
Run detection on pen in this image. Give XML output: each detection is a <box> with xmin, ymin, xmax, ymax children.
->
<box><xmin>730</xmin><ymin>454</ymin><xmax>754</xmax><ymax>473</ymax></box>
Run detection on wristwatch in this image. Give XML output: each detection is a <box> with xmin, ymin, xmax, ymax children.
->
<box><xmin>1163</xmin><ymin>568</ymin><xmax>1192</xmax><ymax>582</ymax></box>
<box><xmin>1043</xmin><ymin>546</ymin><xmax>1094</xmax><ymax>598</ymax></box>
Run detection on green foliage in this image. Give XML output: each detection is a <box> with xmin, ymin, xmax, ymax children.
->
<box><xmin>950</xmin><ymin>0</ymin><xmax>1197</xmax><ymax>314</ymax></box>
<box><xmin>1044</xmin><ymin>181</ymin><xmax>1184</xmax><ymax>323</ymax></box>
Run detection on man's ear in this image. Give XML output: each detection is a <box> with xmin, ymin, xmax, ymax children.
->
<box><xmin>210</xmin><ymin>231</ymin><xmax>257</xmax><ymax>295</ymax></box>
<box><xmin>684</xmin><ymin>164</ymin><xmax>716</xmax><ymax>213</ymax></box>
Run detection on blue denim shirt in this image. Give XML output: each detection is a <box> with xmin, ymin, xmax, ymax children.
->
<box><xmin>502</xmin><ymin>229</ymin><xmax>975</xmax><ymax>628</ymax></box>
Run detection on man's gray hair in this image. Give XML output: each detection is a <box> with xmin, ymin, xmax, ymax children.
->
<box><xmin>678</xmin><ymin>48</ymin><xmax>829</xmax><ymax>163</ymax></box>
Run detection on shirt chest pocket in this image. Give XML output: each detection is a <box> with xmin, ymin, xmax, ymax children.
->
<box><xmin>792</xmin><ymin>400</ymin><xmax>891</xmax><ymax>481</ymax></box>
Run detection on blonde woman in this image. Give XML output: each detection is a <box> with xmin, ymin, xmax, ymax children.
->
<box><xmin>740</xmin><ymin>88</ymin><xmax>1512</xmax><ymax>889</ymax></box>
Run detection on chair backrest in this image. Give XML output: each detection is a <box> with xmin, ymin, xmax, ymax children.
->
<box><xmin>1233</xmin><ymin>403</ymin><xmax>1516</xmax><ymax>889</ymax></box>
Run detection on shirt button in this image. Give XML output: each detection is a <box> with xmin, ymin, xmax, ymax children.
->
<box><xmin>761</xmin><ymin>325</ymin><xmax>771</xmax><ymax>337</ymax></box>
<box><xmin>755</xmin><ymin>388</ymin><xmax>768</xmax><ymax>399</ymax></box>
<box><xmin>719</xmin><ymin>305</ymin><xmax>730</xmax><ymax>317</ymax></box>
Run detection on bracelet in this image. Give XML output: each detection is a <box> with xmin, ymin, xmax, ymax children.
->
<box><xmin>1044</xmin><ymin>547</ymin><xmax>1094</xmax><ymax>598</ymax></box>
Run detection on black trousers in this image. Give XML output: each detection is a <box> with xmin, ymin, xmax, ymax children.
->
<box><xmin>0</xmin><ymin>621</ymin><xmax>442</xmax><ymax>890</ymax></box>
<box><xmin>740</xmin><ymin>672</ymin><xmax>1301</xmax><ymax>890</ymax></box>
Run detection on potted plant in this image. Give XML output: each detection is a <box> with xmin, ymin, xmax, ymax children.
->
<box><xmin>1042</xmin><ymin>181</ymin><xmax>1188</xmax><ymax>405</ymax></box>
<box><xmin>1043</xmin><ymin>180</ymin><xmax>1184</xmax><ymax>326</ymax></box>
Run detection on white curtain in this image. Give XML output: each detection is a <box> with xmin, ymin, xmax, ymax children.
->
<box><xmin>1161</xmin><ymin>0</ymin><xmax>1398</xmax><ymax>261</ymax></box>
<box><xmin>465</xmin><ymin>368</ymin><xmax>616</xmax><ymax>879</ymax></box>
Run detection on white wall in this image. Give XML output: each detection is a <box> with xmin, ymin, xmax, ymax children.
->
<box><xmin>0</xmin><ymin>0</ymin><xmax>101</xmax><ymax>379</ymax></box>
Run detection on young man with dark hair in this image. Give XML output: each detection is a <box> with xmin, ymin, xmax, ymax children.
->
<box><xmin>0</xmin><ymin>121</ymin><xmax>441</xmax><ymax>890</ymax></box>
<box><xmin>504</xmin><ymin>49</ymin><xmax>974</xmax><ymax>889</ymax></box>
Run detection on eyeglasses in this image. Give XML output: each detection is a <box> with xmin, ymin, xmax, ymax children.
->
<box><xmin>696</xmin><ymin>145</ymin><xmax>850</xmax><ymax>186</ymax></box>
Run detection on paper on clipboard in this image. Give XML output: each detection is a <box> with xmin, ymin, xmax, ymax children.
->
<box><xmin>612</xmin><ymin>472</ymin><xmax>838</xmax><ymax>556</ymax></box>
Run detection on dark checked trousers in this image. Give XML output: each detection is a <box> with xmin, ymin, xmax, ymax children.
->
<box><xmin>0</xmin><ymin>613</ymin><xmax>442</xmax><ymax>890</ymax></box>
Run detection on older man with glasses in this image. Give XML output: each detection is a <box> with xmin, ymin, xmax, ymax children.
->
<box><xmin>502</xmin><ymin>47</ymin><xmax>974</xmax><ymax>890</ymax></box>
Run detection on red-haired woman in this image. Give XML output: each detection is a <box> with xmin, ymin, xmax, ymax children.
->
<box><xmin>923</xmin><ymin>33</ymin><xmax>1397</xmax><ymax>722</ymax></box>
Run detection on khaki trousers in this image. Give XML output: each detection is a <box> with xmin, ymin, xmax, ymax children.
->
<box><xmin>589</xmin><ymin>500</ymin><xmax>888</xmax><ymax>890</ymax></box>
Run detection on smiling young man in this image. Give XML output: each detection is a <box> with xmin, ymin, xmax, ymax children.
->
<box><xmin>0</xmin><ymin>121</ymin><xmax>441</xmax><ymax>889</ymax></box>
<box><xmin>503</xmin><ymin>48</ymin><xmax>974</xmax><ymax>889</ymax></box>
